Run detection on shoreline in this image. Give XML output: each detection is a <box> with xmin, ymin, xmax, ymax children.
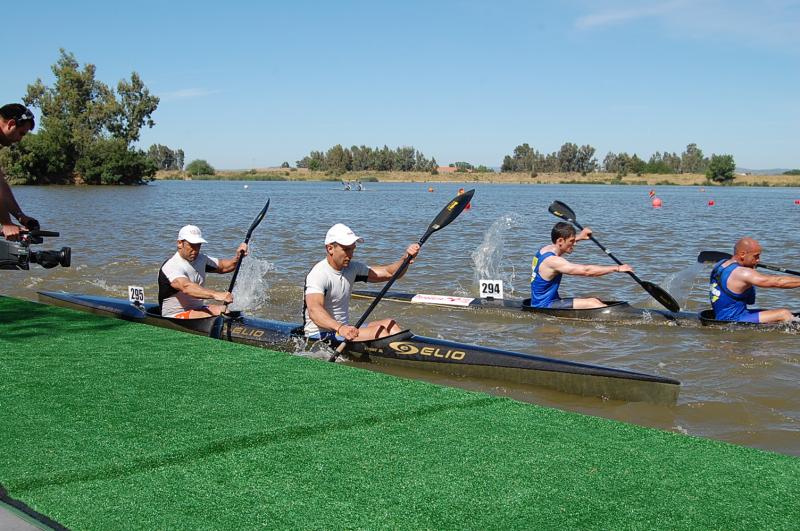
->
<box><xmin>156</xmin><ymin>169</ymin><xmax>800</xmax><ymax>187</ymax></box>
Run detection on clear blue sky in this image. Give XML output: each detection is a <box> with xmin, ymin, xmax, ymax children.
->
<box><xmin>3</xmin><ymin>0</ymin><xmax>799</xmax><ymax>169</ymax></box>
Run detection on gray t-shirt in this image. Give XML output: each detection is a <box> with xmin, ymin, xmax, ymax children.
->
<box><xmin>159</xmin><ymin>252</ymin><xmax>219</xmax><ymax>317</ymax></box>
<box><xmin>303</xmin><ymin>258</ymin><xmax>370</xmax><ymax>336</ymax></box>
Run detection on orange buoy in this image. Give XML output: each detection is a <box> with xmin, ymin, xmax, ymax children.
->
<box><xmin>708</xmin><ymin>200</ymin><xmax>715</xmax><ymax>206</ymax></box>
<box><xmin>428</xmin><ymin>187</ymin><xmax>434</xmax><ymax>192</ymax></box>
<box><xmin>652</xmin><ymin>197</ymin><xmax>662</xmax><ymax>208</ymax></box>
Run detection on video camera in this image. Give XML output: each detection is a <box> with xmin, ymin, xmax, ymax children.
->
<box><xmin>0</xmin><ymin>230</ymin><xmax>71</xmax><ymax>270</ymax></box>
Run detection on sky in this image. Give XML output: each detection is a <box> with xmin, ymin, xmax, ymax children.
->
<box><xmin>2</xmin><ymin>0</ymin><xmax>799</xmax><ymax>169</ymax></box>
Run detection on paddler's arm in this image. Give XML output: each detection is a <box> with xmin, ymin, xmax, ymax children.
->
<box><xmin>214</xmin><ymin>243</ymin><xmax>248</xmax><ymax>273</ymax></box>
<box><xmin>550</xmin><ymin>256</ymin><xmax>633</xmax><ymax>277</ymax></box>
<box><xmin>304</xmin><ymin>292</ymin><xmax>359</xmax><ymax>340</ymax></box>
<box><xmin>739</xmin><ymin>268</ymin><xmax>800</xmax><ymax>289</ymax></box>
<box><xmin>367</xmin><ymin>243</ymin><xmax>421</xmax><ymax>282</ymax></box>
<box><xmin>170</xmin><ymin>277</ymin><xmax>233</xmax><ymax>304</ymax></box>
<box><xmin>0</xmin><ymin>172</ymin><xmax>25</xmax><ymax>240</ymax></box>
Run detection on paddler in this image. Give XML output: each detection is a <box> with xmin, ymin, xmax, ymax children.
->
<box><xmin>158</xmin><ymin>225</ymin><xmax>248</xmax><ymax>318</ymax></box>
<box><xmin>530</xmin><ymin>222</ymin><xmax>633</xmax><ymax>309</ymax></box>
<box><xmin>709</xmin><ymin>237</ymin><xmax>800</xmax><ymax>323</ymax></box>
<box><xmin>304</xmin><ymin>223</ymin><xmax>420</xmax><ymax>341</ymax></box>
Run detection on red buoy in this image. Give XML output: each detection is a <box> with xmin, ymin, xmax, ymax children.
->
<box><xmin>794</xmin><ymin>199</ymin><xmax>800</xmax><ymax>205</ymax></box>
<box><xmin>708</xmin><ymin>200</ymin><xmax>715</xmax><ymax>206</ymax></box>
<box><xmin>648</xmin><ymin>189</ymin><xmax>656</xmax><ymax>198</ymax></box>
<box><xmin>652</xmin><ymin>197</ymin><xmax>662</xmax><ymax>208</ymax></box>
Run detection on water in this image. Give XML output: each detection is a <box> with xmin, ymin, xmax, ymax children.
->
<box><xmin>3</xmin><ymin>180</ymin><xmax>799</xmax><ymax>456</ymax></box>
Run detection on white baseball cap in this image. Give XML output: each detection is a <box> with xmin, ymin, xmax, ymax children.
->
<box><xmin>325</xmin><ymin>223</ymin><xmax>364</xmax><ymax>246</ymax></box>
<box><xmin>177</xmin><ymin>225</ymin><xmax>207</xmax><ymax>244</ymax></box>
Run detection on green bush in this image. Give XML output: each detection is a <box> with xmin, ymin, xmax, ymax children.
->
<box><xmin>185</xmin><ymin>159</ymin><xmax>216</xmax><ymax>176</ymax></box>
<box><xmin>706</xmin><ymin>154</ymin><xmax>736</xmax><ymax>184</ymax></box>
<box><xmin>75</xmin><ymin>138</ymin><xmax>156</xmax><ymax>185</ymax></box>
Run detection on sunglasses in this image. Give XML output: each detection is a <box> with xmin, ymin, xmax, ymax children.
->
<box><xmin>13</xmin><ymin>108</ymin><xmax>35</xmax><ymax>129</ymax></box>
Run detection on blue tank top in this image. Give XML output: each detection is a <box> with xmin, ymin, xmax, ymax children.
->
<box><xmin>530</xmin><ymin>250</ymin><xmax>562</xmax><ymax>308</ymax></box>
<box><xmin>709</xmin><ymin>260</ymin><xmax>756</xmax><ymax>320</ymax></box>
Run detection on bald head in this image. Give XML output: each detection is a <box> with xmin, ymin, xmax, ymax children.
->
<box><xmin>734</xmin><ymin>237</ymin><xmax>760</xmax><ymax>255</ymax></box>
<box><xmin>733</xmin><ymin>237</ymin><xmax>762</xmax><ymax>268</ymax></box>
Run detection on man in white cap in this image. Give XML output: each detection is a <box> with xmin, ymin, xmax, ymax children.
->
<box><xmin>158</xmin><ymin>225</ymin><xmax>248</xmax><ymax>318</ymax></box>
<box><xmin>304</xmin><ymin>223</ymin><xmax>420</xmax><ymax>341</ymax></box>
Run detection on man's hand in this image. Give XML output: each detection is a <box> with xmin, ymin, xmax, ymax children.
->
<box><xmin>577</xmin><ymin>227</ymin><xmax>593</xmax><ymax>241</ymax></box>
<box><xmin>617</xmin><ymin>264</ymin><xmax>633</xmax><ymax>273</ymax></box>
<box><xmin>406</xmin><ymin>243</ymin><xmax>421</xmax><ymax>264</ymax></box>
<box><xmin>337</xmin><ymin>324</ymin><xmax>360</xmax><ymax>341</ymax></box>
<box><xmin>235</xmin><ymin>242</ymin><xmax>248</xmax><ymax>260</ymax></box>
<box><xmin>2</xmin><ymin>223</ymin><xmax>22</xmax><ymax>241</ymax></box>
<box><xmin>216</xmin><ymin>291</ymin><xmax>234</xmax><ymax>304</ymax></box>
<box><xmin>18</xmin><ymin>214</ymin><xmax>39</xmax><ymax>231</ymax></box>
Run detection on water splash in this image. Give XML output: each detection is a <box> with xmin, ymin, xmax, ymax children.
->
<box><xmin>661</xmin><ymin>262</ymin><xmax>706</xmax><ymax>310</ymax></box>
<box><xmin>230</xmin><ymin>253</ymin><xmax>274</xmax><ymax>312</ymax></box>
<box><xmin>471</xmin><ymin>213</ymin><xmax>523</xmax><ymax>296</ymax></box>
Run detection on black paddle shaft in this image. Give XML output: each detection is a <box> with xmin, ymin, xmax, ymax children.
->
<box><xmin>329</xmin><ymin>189</ymin><xmax>475</xmax><ymax>361</ymax></box>
<box><xmin>225</xmin><ymin>198</ymin><xmax>270</xmax><ymax>295</ymax></box>
<box><xmin>548</xmin><ymin>200</ymin><xmax>680</xmax><ymax>312</ymax></box>
<box><xmin>697</xmin><ymin>250</ymin><xmax>800</xmax><ymax>277</ymax></box>
<box><xmin>210</xmin><ymin>198</ymin><xmax>270</xmax><ymax>340</ymax></box>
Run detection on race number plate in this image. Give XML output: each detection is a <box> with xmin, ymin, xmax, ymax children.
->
<box><xmin>128</xmin><ymin>285</ymin><xmax>145</xmax><ymax>305</ymax></box>
<box><xmin>410</xmin><ymin>293</ymin><xmax>475</xmax><ymax>307</ymax></box>
<box><xmin>479</xmin><ymin>279</ymin><xmax>504</xmax><ymax>299</ymax></box>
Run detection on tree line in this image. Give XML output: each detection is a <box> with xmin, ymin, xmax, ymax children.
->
<box><xmin>0</xmin><ymin>51</ymin><xmax>744</xmax><ymax>186</ymax></box>
<box><xmin>296</xmin><ymin>145</ymin><xmax>437</xmax><ymax>174</ymax></box>
<box><xmin>500</xmin><ymin>142</ymin><xmax>735</xmax><ymax>182</ymax></box>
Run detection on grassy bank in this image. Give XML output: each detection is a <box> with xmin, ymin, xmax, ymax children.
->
<box><xmin>2</xmin><ymin>296</ymin><xmax>800</xmax><ymax>528</ymax></box>
<box><xmin>156</xmin><ymin>169</ymin><xmax>800</xmax><ymax>187</ymax></box>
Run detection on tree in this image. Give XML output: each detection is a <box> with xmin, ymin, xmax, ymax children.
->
<box><xmin>76</xmin><ymin>138</ymin><xmax>156</xmax><ymax>184</ymax></box>
<box><xmin>280</xmin><ymin>161</ymin><xmax>290</xmax><ymax>168</ymax></box>
<box><xmin>706</xmin><ymin>154</ymin><xmax>736</xmax><ymax>184</ymax></box>
<box><xmin>629</xmin><ymin>154</ymin><xmax>646</xmax><ymax>176</ymax></box>
<box><xmin>325</xmin><ymin>144</ymin><xmax>352</xmax><ymax>174</ymax></box>
<box><xmin>681</xmin><ymin>143</ymin><xmax>707</xmax><ymax>173</ymax></box>
<box><xmin>1</xmin><ymin>49</ymin><xmax>159</xmax><ymax>185</ymax></box>
<box><xmin>146</xmin><ymin>144</ymin><xmax>183</xmax><ymax>171</ymax></box>
<box><xmin>185</xmin><ymin>159</ymin><xmax>215</xmax><ymax>176</ymax></box>
<box><xmin>557</xmin><ymin>142</ymin><xmax>579</xmax><ymax>172</ymax></box>
<box><xmin>501</xmin><ymin>143</ymin><xmax>536</xmax><ymax>172</ymax></box>
<box><xmin>575</xmin><ymin>144</ymin><xmax>597</xmax><ymax>175</ymax></box>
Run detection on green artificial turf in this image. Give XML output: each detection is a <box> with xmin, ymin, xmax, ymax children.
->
<box><xmin>1</xmin><ymin>296</ymin><xmax>798</xmax><ymax>529</ymax></box>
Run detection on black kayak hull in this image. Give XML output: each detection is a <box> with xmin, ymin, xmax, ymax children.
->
<box><xmin>37</xmin><ymin>291</ymin><xmax>680</xmax><ymax>404</ymax></box>
<box><xmin>352</xmin><ymin>290</ymin><xmax>697</xmax><ymax>323</ymax></box>
<box><xmin>698</xmin><ymin>309</ymin><xmax>800</xmax><ymax>330</ymax></box>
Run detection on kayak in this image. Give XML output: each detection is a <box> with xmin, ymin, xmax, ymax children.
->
<box><xmin>352</xmin><ymin>290</ymin><xmax>698</xmax><ymax>324</ymax></box>
<box><xmin>37</xmin><ymin>291</ymin><xmax>680</xmax><ymax>404</ymax></box>
<box><xmin>698</xmin><ymin>309</ymin><xmax>800</xmax><ymax>330</ymax></box>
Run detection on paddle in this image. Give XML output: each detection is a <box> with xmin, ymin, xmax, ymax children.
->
<box><xmin>210</xmin><ymin>198</ymin><xmax>270</xmax><ymax>339</ymax></box>
<box><xmin>547</xmin><ymin>200</ymin><xmax>681</xmax><ymax>312</ymax></box>
<box><xmin>328</xmin><ymin>189</ymin><xmax>476</xmax><ymax>362</ymax></box>
<box><xmin>697</xmin><ymin>250</ymin><xmax>800</xmax><ymax>277</ymax></box>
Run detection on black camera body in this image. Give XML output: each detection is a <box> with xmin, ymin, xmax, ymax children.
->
<box><xmin>0</xmin><ymin>230</ymin><xmax>71</xmax><ymax>270</ymax></box>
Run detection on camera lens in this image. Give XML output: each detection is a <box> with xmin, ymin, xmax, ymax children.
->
<box><xmin>29</xmin><ymin>247</ymin><xmax>71</xmax><ymax>269</ymax></box>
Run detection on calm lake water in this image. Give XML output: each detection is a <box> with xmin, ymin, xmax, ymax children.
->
<box><xmin>3</xmin><ymin>180</ymin><xmax>800</xmax><ymax>456</ymax></box>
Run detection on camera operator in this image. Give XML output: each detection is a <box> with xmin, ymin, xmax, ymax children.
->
<box><xmin>1</xmin><ymin>103</ymin><xmax>39</xmax><ymax>241</ymax></box>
